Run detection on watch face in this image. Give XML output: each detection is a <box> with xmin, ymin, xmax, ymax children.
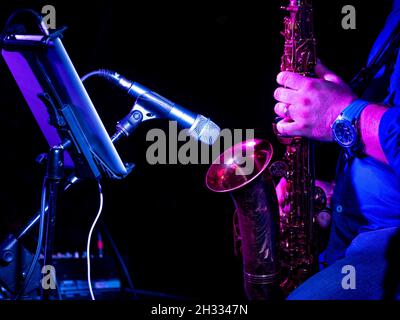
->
<box><xmin>332</xmin><ymin>119</ymin><xmax>357</xmax><ymax>148</ymax></box>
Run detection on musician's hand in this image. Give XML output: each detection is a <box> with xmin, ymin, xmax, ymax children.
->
<box><xmin>274</xmin><ymin>61</ymin><xmax>358</xmax><ymax>141</ymax></box>
<box><xmin>276</xmin><ymin>177</ymin><xmax>334</xmax><ymax>229</ymax></box>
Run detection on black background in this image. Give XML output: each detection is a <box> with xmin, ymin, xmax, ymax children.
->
<box><xmin>0</xmin><ymin>0</ymin><xmax>392</xmax><ymax>299</ymax></box>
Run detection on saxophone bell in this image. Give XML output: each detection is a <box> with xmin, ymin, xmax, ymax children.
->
<box><xmin>206</xmin><ymin>139</ymin><xmax>273</xmax><ymax>193</ymax></box>
<box><xmin>206</xmin><ymin>139</ymin><xmax>282</xmax><ymax>300</ymax></box>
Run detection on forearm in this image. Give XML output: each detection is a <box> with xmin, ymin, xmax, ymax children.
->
<box><xmin>359</xmin><ymin>104</ymin><xmax>389</xmax><ymax>164</ymax></box>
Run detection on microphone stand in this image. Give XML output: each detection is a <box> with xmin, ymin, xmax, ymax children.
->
<box><xmin>41</xmin><ymin>145</ymin><xmax>64</xmax><ymax>300</ymax></box>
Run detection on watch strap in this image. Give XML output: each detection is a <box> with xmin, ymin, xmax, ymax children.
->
<box><xmin>341</xmin><ymin>99</ymin><xmax>370</xmax><ymax>123</ymax></box>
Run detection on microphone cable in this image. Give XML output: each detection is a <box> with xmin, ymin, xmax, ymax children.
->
<box><xmin>81</xmin><ymin>72</ymin><xmax>137</xmax><ymax>300</ymax></box>
<box><xmin>81</xmin><ymin>69</ymin><xmax>120</xmax><ymax>84</ymax></box>
<box><xmin>86</xmin><ymin>180</ymin><xmax>104</xmax><ymax>301</ymax></box>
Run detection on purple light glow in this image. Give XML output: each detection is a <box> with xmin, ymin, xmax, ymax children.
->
<box><xmin>2</xmin><ymin>50</ymin><xmax>74</xmax><ymax>167</ymax></box>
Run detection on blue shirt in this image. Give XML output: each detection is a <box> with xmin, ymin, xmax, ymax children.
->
<box><xmin>323</xmin><ymin>0</ymin><xmax>400</xmax><ymax>264</ymax></box>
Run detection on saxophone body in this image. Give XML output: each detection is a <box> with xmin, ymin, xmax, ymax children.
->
<box><xmin>278</xmin><ymin>0</ymin><xmax>318</xmax><ymax>293</ymax></box>
<box><xmin>206</xmin><ymin>0</ymin><xmax>324</xmax><ymax>299</ymax></box>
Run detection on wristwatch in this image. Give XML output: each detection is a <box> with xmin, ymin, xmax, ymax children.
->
<box><xmin>331</xmin><ymin>99</ymin><xmax>370</xmax><ymax>156</ymax></box>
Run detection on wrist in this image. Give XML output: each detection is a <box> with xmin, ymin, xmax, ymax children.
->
<box><xmin>328</xmin><ymin>95</ymin><xmax>358</xmax><ymax>133</ymax></box>
<box><xmin>359</xmin><ymin>104</ymin><xmax>389</xmax><ymax>163</ymax></box>
<box><xmin>331</xmin><ymin>99</ymin><xmax>370</xmax><ymax>156</ymax></box>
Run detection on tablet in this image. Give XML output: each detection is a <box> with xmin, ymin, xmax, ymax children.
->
<box><xmin>1</xmin><ymin>34</ymin><xmax>128</xmax><ymax>179</ymax></box>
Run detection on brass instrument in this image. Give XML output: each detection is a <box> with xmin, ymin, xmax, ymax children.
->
<box><xmin>205</xmin><ymin>0</ymin><xmax>326</xmax><ymax>299</ymax></box>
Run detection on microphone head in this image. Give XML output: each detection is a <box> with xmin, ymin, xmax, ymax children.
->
<box><xmin>189</xmin><ymin>115</ymin><xmax>221</xmax><ymax>145</ymax></box>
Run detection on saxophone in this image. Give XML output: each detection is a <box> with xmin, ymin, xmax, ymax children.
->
<box><xmin>205</xmin><ymin>0</ymin><xmax>326</xmax><ymax>299</ymax></box>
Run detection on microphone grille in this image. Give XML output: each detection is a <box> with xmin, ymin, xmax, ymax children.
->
<box><xmin>189</xmin><ymin>115</ymin><xmax>221</xmax><ymax>145</ymax></box>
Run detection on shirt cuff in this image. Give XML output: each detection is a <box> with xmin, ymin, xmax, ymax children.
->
<box><xmin>379</xmin><ymin>107</ymin><xmax>400</xmax><ymax>175</ymax></box>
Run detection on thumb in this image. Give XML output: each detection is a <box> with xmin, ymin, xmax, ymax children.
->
<box><xmin>315</xmin><ymin>60</ymin><xmax>344</xmax><ymax>84</ymax></box>
<box><xmin>275</xmin><ymin>177</ymin><xmax>286</xmax><ymax>206</ymax></box>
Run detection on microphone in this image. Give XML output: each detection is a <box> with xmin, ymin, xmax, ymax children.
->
<box><xmin>92</xmin><ymin>70</ymin><xmax>221</xmax><ymax>145</ymax></box>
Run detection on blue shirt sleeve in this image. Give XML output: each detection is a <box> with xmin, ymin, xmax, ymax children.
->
<box><xmin>379</xmin><ymin>106</ymin><xmax>400</xmax><ymax>175</ymax></box>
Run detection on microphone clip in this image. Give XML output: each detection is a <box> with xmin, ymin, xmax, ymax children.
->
<box><xmin>111</xmin><ymin>102</ymin><xmax>157</xmax><ymax>143</ymax></box>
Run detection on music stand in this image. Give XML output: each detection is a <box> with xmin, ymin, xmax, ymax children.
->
<box><xmin>0</xmin><ymin>15</ymin><xmax>131</xmax><ymax>299</ymax></box>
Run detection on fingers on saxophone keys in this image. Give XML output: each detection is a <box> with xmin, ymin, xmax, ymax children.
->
<box><xmin>276</xmin><ymin>118</ymin><xmax>302</xmax><ymax>136</ymax></box>
<box><xmin>274</xmin><ymin>87</ymin><xmax>296</xmax><ymax>104</ymax></box>
<box><xmin>276</xmin><ymin>71</ymin><xmax>304</xmax><ymax>90</ymax></box>
<box><xmin>275</xmin><ymin>102</ymin><xmax>291</xmax><ymax>119</ymax></box>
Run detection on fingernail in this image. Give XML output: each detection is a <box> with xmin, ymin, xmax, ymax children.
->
<box><xmin>274</xmin><ymin>88</ymin><xmax>279</xmax><ymax>99</ymax></box>
<box><xmin>277</xmin><ymin>72</ymin><xmax>283</xmax><ymax>83</ymax></box>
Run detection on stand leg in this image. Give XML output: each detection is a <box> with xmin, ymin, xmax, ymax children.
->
<box><xmin>41</xmin><ymin>146</ymin><xmax>64</xmax><ymax>300</ymax></box>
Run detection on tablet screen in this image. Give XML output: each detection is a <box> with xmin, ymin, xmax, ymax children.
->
<box><xmin>2</xmin><ymin>35</ymin><xmax>128</xmax><ymax>179</ymax></box>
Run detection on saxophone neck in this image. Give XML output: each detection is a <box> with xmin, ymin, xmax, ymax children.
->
<box><xmin>281</xmin><ymin>0</ymin><xmax>316</xmax><ymax>74</ymax></box>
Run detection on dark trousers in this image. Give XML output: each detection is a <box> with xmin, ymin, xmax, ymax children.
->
<box><xmin>287</xmin><ymin>227</ymin><xmax>400</xmax><ymax>300</ymax></box>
